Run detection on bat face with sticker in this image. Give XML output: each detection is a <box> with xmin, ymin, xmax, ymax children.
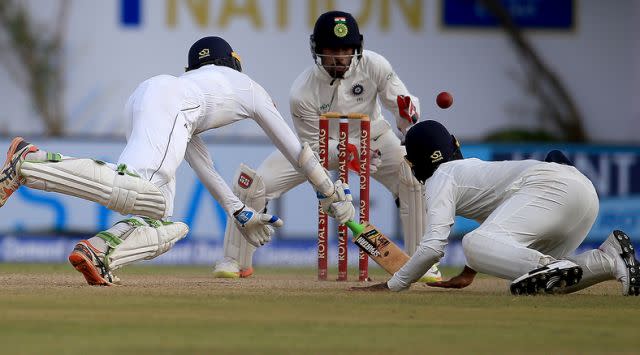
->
<box><xmin>345</xmin><ymin>220</ymin><xmax>409</xmax><ymax>274</ymax></box>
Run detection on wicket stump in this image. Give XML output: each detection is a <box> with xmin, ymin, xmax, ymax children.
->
<box><xmin>318</xmin><ymin>112</ymin><xmax>370</xmax><ymax>281</ymax></box>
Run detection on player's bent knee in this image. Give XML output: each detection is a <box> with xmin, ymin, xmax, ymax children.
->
<box><xmin>233</xmin><ymin>163</ymin><xmax>266</xmax><ymax>211</ymax></box>
<box><xmin>461</xmin><ymin>232</ymin><xmax>483</xmax><ymax>270</ymax></box>
<box><xmin>107</xmin><ymin>221</ymin><xmax>189</xmax><ymax>270</ymax></box>
<box><xmin>461</xmin><ymin>233</ymin><xmax>475</xmax><ymax>250</ymax></box>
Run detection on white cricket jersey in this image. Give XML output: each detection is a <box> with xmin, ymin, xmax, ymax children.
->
<box><xmin>180</xmin><ymin>65</ymin><xmax>302</xmax><ymax>165</ymax></box>
<box><xmin>421</xmin><ymin>158</ymin><xmax>544</xmax><ymax>253</ymax></box>
<box><xmin>387</xmin><ymin>158</ymin><xmax>546</xmax><ymax>291</ymax></box>
<box><xmin>127</xmin><ymin>66</ymin><xmax>304</xmax><ymax>216</ymax></box>
<box><xmin>182</xmin><ymin>66</ymin><xmax>305</xmax><ymax>214</ymax></box>
<box><xmin>289</xmin><ymin>50</ymin><xmax>420</xmax><ymax>148</ymax></box>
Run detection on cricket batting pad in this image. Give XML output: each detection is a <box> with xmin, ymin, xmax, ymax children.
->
<box><xmin>107</xmin><ymin>220</ymin><xmax>189</xmax><ymax>270</ymax></box>
<box><xmin>398</xmin><ymin>159</ymin><xmax>427</xmax><ymax>256</ymax></box>
<box><xmin>223</xmin><ymin>163</ymin><xmax>263</xmax><ymax>269</ymax></box>
<box><xmin>20</xmin><ymin>157</ymin><xmax>167</xmax><ymax>219</ymax></box>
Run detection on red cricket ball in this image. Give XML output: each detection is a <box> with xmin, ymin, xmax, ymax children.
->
<box><xmin>436</xmin><ymin>91</ymin><xmax>453</xmax><ymax>109</ymax></box>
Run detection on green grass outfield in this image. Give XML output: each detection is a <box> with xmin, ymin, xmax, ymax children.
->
<box><xmin>1</xmin><ymin>264</ymin><xmax>638</xmax><ymax>355</ymax></box>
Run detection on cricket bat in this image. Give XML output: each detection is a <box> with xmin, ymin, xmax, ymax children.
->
<box><xmin>345</xmin><ymin>220</ymin><xmax>410</xmax><ymax>275</ymax></box>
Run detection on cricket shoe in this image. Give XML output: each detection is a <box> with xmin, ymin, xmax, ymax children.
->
<box><xmin>0</xmin><ymin>137</ymin><xmax>38</xmax><ymax>207</ymax></box>
<box><xmin>599</xmin><ymin>230</ymin><xmax>640</xmax><ymax>296</ymax></box>
<box><xmin>68</xmin><ymin>240</ymin><xmax>119</xmax><ymax>286</ymax></box>
<box><xmin>418</xmin><ymin>264</ymin><xmax>443</xmax><ymax>283</ymax></box>
<box><xmin>212</xmin><ymin>257</ymin><xmax>254</xmax><ymax>278</ymax></box>
<box><xmin>510</xmin><ymin>260</ymin><xmax>582</xmax><ymax>295</ymax></box>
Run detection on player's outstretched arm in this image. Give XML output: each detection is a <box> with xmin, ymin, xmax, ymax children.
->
<box><xmin>185</xmin><ymin>135</ymin><xmax>244</xmax><ymax>215</ymax></box>
<box><xmin>250</xmin><ymin>85</ymin><xmax>355</xmax><ymax>223</ymax></box>
<box><xmin>185</xmin><ymin>136</ymin><xmax>284</xmax><ymax>248</ymax></box>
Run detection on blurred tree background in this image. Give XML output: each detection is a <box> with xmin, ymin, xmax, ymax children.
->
<box><xmin>0</xmin><ymin>0</ymin><xmax>590</xmax><ymax>142</ymax></box>
<box><xmin>0</xmin><ymin>0</ymin><xmax>70</xmax><ymax>136</ymax></box>
<box><xmin>481</xmin><ymin>0</ymin><xmax>587</xmax><ymax>142</ymax></box>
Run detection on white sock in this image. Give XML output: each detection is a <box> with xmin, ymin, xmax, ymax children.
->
<box><xmin>25</xmin><ymin>150</ymin><xmax>48</xmax><ymax>162</ymax></box>
<box><xmin>563</xmin><ymin>249</ymin><xmax>615</xmax><ymax>293</ymax></box>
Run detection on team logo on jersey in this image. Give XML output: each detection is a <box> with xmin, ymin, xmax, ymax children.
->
<box><xmin>238</xmin><ymin>172</ymin><xmax>253</xmax><ymax>189</ymax></box>
<box><xmin>198</xmin><ymin>48</ymin><xmax>210</xmax><ymax>59</ymax></box>
<box><xmin>334</xmin><ymin>17</ymin><xmax>348</xmax><ymax>38</ymax></box>
<box><xmin>351</xmin><ymin>83</ymin><xmax>364</xmax><ymax>96</ymax></box>
<box><xmin>430</xmin><ymin>150</ymin><xmax>443</xmax><ymax>163</ymax></box>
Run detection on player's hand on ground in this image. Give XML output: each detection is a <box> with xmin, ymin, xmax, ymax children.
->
<box><xmin>319</xmin><ymin>180</ymin><xmax>355</xmax><ymax>224</ymax></box>
<box><xmin>427</xmin><ymin>266</ymin><xmax>477</xmax><ymax>289</ymax></box>
<box><xmin>233</xmin><ymin>205</ymin><xmax>284</xmax><ymax>247</ymax></box>
<box><xmin>350</xmin><ymin>282</ymin><xmax>390</xmax><ymax>292</ymax></box>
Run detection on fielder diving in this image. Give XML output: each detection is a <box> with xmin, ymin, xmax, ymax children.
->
<box><xmin>0</xmin><ymin>36</ymin><xmax>355</xmax><ymax>286</ymax></box>
<box><xmin>354</xmin><ymin>120</ymin><xmax>639</xmax><ymax>296</ymax></box>
<box><xmin>213</xmin><ymin>11</ymin><xmax>441</xmax><ymax>282</ymax></box>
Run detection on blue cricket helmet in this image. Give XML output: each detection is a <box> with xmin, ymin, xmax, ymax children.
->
<box><xmin>404</xmin><ymin>120</ymin><xmax>463</xmax><ymax>183</ymax></box>
<box><xmin>186</xmin><ymin>36</ymin><xmax>242</xmax><ymax>72</ymax></box>
<box><xmin>310</xmin><ymin>11</ymin><xmax>363</xmax><ymax>59</ymax></box>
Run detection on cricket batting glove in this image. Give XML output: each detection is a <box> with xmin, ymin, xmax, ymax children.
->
<box><xmin>319</xmin><ymin>180</ymin><xmax>355</xmax><ymax>224</ymax></box>
<box><xmin>396</xmin><ymin>95</ymin><xmax>419</xmax><ymax>135</ymax></box>
<box><xmin>233</xmin><ymin>205</ymin><xmax>284</xmax><ymax>247</ymax></box>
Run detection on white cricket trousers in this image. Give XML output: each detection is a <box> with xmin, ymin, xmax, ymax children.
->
<box><xmin>462</xmin><ymin>164</ymin><xmax>599</xmax><ymax>280</ymax></box>
<box><xmin>118</xmin><ymin>76</ymin><xmax>194</xmax><ymax>217</ymax></box>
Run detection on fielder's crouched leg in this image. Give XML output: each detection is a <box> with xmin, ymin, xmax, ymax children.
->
<box><xmin>599</xmin><ymin>230</ymin><xmax>640</xmax><ymax>296</ymax></box>
<box><xmin>213</xmin><ymin>164</ymin><xmax>265</xmax><ymax>278</ymax></box>
<box><xmin>69</xmin><ymin>217</ymin><xmax>188</xmax><ymax>286</ymax></box>
<box><xmin>398</xmin><ymin>159</ymin><xmax>442</xmax><ymax>283</ymax></box>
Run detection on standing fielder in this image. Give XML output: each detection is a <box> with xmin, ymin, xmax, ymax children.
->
<box><xmin>213</xmin><ymin>11</ymin><xmax>441</xmax><ymax>282</ymax></box>
<box><xmin>356</xmin><ymin>120</ymin><xmax>639</xmax><ymax>296</ymax></box>
<box><xmin>0</xmin><ymin>36</ymin><xmax>354</xmax><ymax>286</ymax></box>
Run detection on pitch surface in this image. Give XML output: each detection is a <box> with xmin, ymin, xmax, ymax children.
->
<box><xmin>1</xmin><ymin>264</ymin><xmax>637</xmax><ymax>354</ymax></box>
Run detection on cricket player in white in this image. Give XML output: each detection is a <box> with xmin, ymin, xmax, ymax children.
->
<box><xmin>213</xmin><ymin>11</ymin><xmax>441</xmax><ymax>281</ymax></box>
<box><xmin>356</xmin><ymin>120</ymin><xmax>639</xmax><ymax>296</ymax></box>
<box><xmin>0</xmin><ymin>36</ymin><xmax>355</xmax><ymax>286</ymax></box>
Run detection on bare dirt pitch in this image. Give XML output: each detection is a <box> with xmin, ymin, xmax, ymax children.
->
<box><xmin>1</xmin><ymin>264</ymin><xmax>638</xmax><ymax>355</ymax></box>
<box><xmin>1</xmin><ymin>264</ymin><xmax>619</xmax><ymax>294</ymax></box>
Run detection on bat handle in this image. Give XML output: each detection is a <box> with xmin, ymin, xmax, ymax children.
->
<box><xmin>345</xmin><ymin>220</ymin><xmax>365</xmax><ymax>235</ymax></box>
